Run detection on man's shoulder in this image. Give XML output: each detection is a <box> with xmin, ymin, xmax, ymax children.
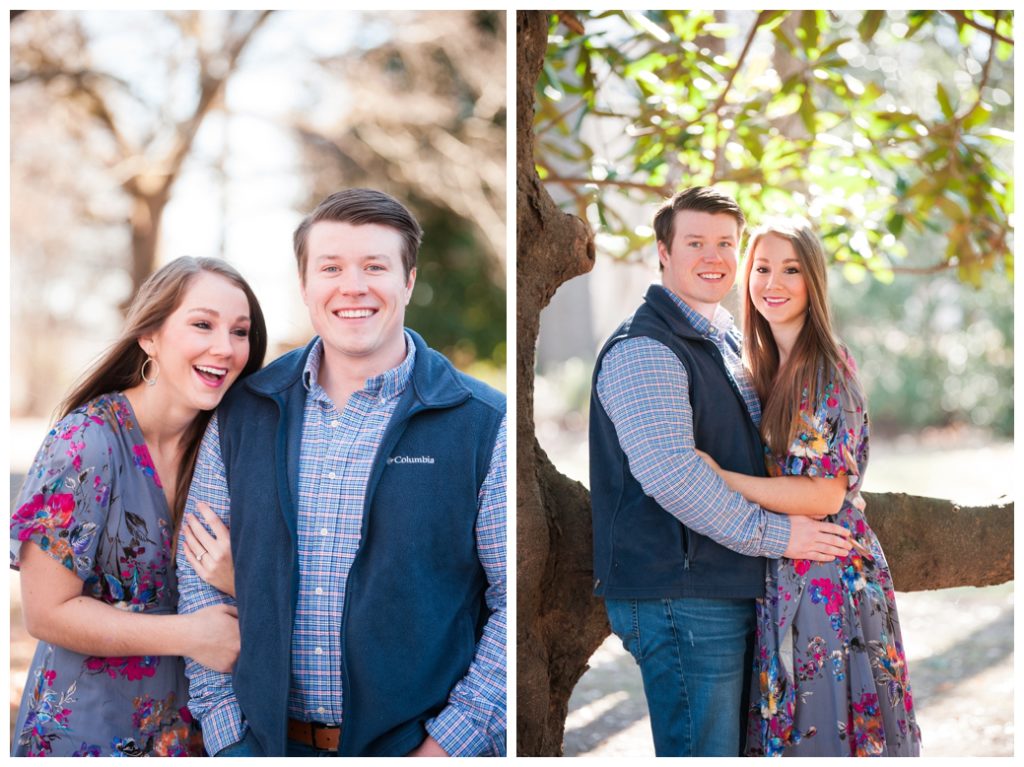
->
<box><xmin>415</xmin><ymin>342</ymin><xmax>505</xmax><ymax>416</ymax></box>
<box><xmin>452</xmin><ymin>366</ymin><xmax>506</xmax><ymax>414</ymax></box>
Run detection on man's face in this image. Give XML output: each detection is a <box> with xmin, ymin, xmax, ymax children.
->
<box><xmin>301</xmin><ymin>221</ymin><xmax>415</xmax><ymax>374</ymax></box>
<box><xmin>658</xmin><ymin>210</ymin><xmax>740</xmax><ymax>319</ymax></box>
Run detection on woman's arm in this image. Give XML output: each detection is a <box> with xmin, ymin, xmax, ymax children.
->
<box><xmin>696</xmin><ymin>450</ymin><xmax>847</xmax><ymax>517</ymax></box>
<box><xmin>18</xmin><ymin>541</ymin><xmax>240</xmax><ymax>672</ymax></box>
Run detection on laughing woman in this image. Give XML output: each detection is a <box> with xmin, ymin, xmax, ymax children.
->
<box><xmin>10</xmin><ymin>257</ymin><xmax>266</xmax><ymax>756</ymax></box>
<box><xmin>697</xmin><ymin>219</ymin><xmax>921</xmax><ymax>756</ymax></box>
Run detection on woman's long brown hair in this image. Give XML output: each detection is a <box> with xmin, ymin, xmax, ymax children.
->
<box><xmin>58</xmin><ymin>256</ymin><xmax>268</xmax><ymax>533</ymax></box>
<box><xmin>741</xmin><ymin>218</ymin><xmax>855</xmax><ymax>457</ymax></box>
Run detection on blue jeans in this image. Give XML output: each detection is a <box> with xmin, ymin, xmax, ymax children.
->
<box><xmin>605</xmin><ymin>597</ymin><xmax>755</xmax><ymax>756</ymax></box>
<box><xmin>286</xmin><ymin>740</ymin><xmax>338</xmax><ymax>757</ymax></box>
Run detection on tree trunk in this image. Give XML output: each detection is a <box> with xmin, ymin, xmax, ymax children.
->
<box><xmin>516</xmin><ymin>10</ymin><xmax>607</xmax><ymax>758</ymax></box>
<box><xmin>516</xmin><ymin>10</ymin><xmax>1015</xmax><ymax>757</ymax></box>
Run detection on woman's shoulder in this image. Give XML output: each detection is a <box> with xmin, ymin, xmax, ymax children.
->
<box><xmin>823</xmin><ymin>344</ymin><xmax>867</xmax><ymax>414</ymax></box>
<box><xmin>47</xmin><ymin>392</ymin><xmax>136</xmax><ymax>450</ymax></box>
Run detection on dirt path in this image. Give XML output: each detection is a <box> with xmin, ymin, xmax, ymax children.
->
<box><xmin>564</xmin><ymin>583</ymin><xmax>1014</xmax><ymax>757</ymax></box>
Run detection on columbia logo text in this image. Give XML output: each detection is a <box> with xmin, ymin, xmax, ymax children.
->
<box><xmin>387</xmin><ymin>455</ymin><xmax>436</xmax><ymax>465</ymax></box>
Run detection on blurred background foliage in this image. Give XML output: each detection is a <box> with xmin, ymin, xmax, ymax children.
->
<box><xmin>9</xmin><ymin>9</ymin><xmax>506</xmax><ymax>420</ymax></box>
<box><xmin>534</xmin><ymin>9</ymin><xmax>1012</xmax><ymax>438</ymax></box>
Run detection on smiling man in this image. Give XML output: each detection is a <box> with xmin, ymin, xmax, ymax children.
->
<box><xmin>588</xmin><ymin>186</ymin><xmax>851</xmax><ymax>756</ymax></box>
<box><xmin>176</xmin><ymin>189</ymin><xmax>507</xmax><ymax>757</ymax></box>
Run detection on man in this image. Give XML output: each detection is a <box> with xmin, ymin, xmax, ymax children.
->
<box><xmin>589</xmin><ymin>186</ymin><xmax>851</xmax><ymax>756</ymax></box>
<box><xmin>177</xmin><ymin>189</ymin><xmax>506</xmax><ymax>757</ymax></box>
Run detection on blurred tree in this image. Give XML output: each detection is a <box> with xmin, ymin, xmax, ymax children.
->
<box><xmin>293</xmin><ymin>10</ymin><xmax>506</xmax><ymax>371</ymax></box>
<box><xmin>10</xmin><ymin>10</ymin><xmax>272</xmax><ymax>302</ymax></box>
<box><xmin>516</xmin><ymin>10</ymin><xmax>1013</xmax><ymax>755</ymax></box>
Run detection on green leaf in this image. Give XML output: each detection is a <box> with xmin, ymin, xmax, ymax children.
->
<box><xmin>887</xmin><ymin>213</ymin><xmax>905</xmax><ymax>237</ymax></box>
<box><xmin>842</xmin><ymin>262</ymin><xmax>868</xmax><ymax>283</ymax></box>
<box><xmin>798</xmin><ymin>10</ymin><xmax>821</xmax><ymax>55</ymax></box>
<box><xmin>858</xmin><ymin>11</ymin><xmax>884</xmax><ymax>42</ymax></box>
<box><xmin>800</xmin><ymin>90</ymin><xmax>817</xmax><ymax>134</ymax></box>
<box><xmin>904</xmin><ymin>10</ymin><xmax>935</xmax><ymax>38</ymax></box>
<box><xmin>935</xmin><ymin>83</ymin><xmax>954</xmax><ymax>119</ymax></box>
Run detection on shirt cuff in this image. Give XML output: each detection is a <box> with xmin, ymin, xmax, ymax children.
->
<box><xmin>425</xmin><ymin>705</ymin><xmax>498</xmax><ymax>757</ymax></box>
<box><xmin>759</xmin><ymin>509</ymin><xmax>791</xmax><ymax>559</ymax></box>
<box><xmin>200</xmin><ymin>699</ymin><xmax>248</xmax><ymax>757</ymax></box>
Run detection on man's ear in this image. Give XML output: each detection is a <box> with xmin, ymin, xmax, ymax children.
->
<box><xmin>657</xmin><ymin>241</ymin><xmax>670</xmax><ymax>269</ymax></box>
<box><xmin>404</xmin><ymin>267</ymin><xmax>417</xmax><ymax>305</ymax></box>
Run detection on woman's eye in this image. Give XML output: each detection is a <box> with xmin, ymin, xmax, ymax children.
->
<box><xmin>193</xmin><ymin>321</ymin><xmax>211</xmax><ymax>330</ymax></box>
<box><xmin>233</xmin><ymin>329</ymin><xmax>249</xmax><ymax>338</ymax></box>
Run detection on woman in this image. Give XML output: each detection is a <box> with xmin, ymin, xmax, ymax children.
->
<box><xmin>10</xmin><ymin>256</ymin><xmax>267</xmax><ymax>756</ymax></box>
<box><xmin>697</xmin><ymin>218</ymin><xmax>921</xmax><ymax>756</ymax></box>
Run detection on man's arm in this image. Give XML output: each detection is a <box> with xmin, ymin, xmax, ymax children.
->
<box><xmin>422</xmin><ymin>414</ymin><xmax>507</xmax><ymax>757</ymax></box>
<box><xmin>176</xmin><ymin>414</ymin><xmax>250</xmax><ymax>756</ymax></box>
<box><xmin>597</xmin><ymin>338</ymin><xmax>849</xmax><ymax>560</ymax></box>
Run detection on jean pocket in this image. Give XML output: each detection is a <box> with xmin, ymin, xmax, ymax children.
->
<box><xmin>606</xmin><ymin>599</ymin><xmax>642</xmax><ymax>663</ymax></box>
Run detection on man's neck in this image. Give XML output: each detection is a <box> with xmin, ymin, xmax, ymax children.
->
<box><xmin>662</xmin><ymin>285</ymin><xmax>721</xmax><ymax>325</ymax></box>
<box><xmin>317</xmin><ymin>342</ymin><xmax>407</xmax><ymax>413</ymax></box>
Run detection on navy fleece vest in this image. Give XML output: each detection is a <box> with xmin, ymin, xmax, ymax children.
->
<box><xmin>216</xmin><ymin>330</ymin><xmax>505</xmax><ymax>756</ymax></box>
<box><xmin>590</xmin><ymin>285</ymin><xmax>767</xmax><ymax>599</ymax></box>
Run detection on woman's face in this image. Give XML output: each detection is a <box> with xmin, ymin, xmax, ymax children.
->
<box><xmin>140</xmin><ymin>271</ymin><xmax>252</xmax><ymax>413</ymax></box>
<box><xmin>747</xmin><ymin>233</ymin><xmax>809</xmax><ymax>330</ymax></box>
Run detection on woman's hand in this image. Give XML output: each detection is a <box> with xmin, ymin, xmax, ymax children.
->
<box><xmin>182</xmin><ymin>502</ymin><xmax>235</xmax><ymax>598</ymax></box>
<box><xmin>185</xmin><ymin>604</ymin><xmax>240</xmax><ymax>673</ymax></box>
<box><xmin>694</xmin><ymin>448</ymin><xmax>723</xmax><ymax>475</ymax></box>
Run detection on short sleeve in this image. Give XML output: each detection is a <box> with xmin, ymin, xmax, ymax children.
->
<box><xmin>10</xmin><ymin>411</ymin><xmax>114</xmax><ymax>580</ymax></box>
<box><xmin>782</xmin><ymin>363</ymin><xmax>867</xmax><ymax>488</ymax></box>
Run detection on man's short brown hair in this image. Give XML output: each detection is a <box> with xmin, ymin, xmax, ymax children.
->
<box><xmin>653</xmin><ymin>186</ymin><xmax>746</xmax><ymax>249</ymax></box>
<box><xmin>293</xmin><ymin>189</ymin><xmax>423</xmax><ymax>282</ymax></box>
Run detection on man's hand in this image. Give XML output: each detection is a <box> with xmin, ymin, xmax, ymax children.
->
<box><xmin>407</xmin><ymin>736</ymin><xmax>448</xmax><ymax>757</ymax></box>
<box><xmin>783</xmin><ymin>515</ymin><xmax>853</xmax><ymax>561</ymax></box>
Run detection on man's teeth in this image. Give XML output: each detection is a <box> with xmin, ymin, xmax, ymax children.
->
<box><xmin>699</xmin><ymin>273</ymin><xmax>724</xmax><ymax>280</ymax></box>
<box><xmin>195</xmin><ymin>366</ymin><xmax>226</xmax><ymax>377</ymax></box>
<box><xmin>337</xmin><ymin>309</ymin><xmax>374</xmax><ymax>318</ymax></box>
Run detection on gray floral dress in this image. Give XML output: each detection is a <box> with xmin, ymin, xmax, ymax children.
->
<box><xmin>10</xmin><ymin>392</ymin><xmax>202</xmax><ymax>756</ymax></box>
<box><xmin>746</xmin><ymin>354</ymin><xmax>922</xmax><ymax>756</ymax></box>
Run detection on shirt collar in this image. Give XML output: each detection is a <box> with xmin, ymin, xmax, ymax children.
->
<box><xmin>302</xmin><ymin>331</ymin><xmax>417</xmax><ymax>402</ymax></box>
<box><xmin>657</xmin><ymin>284</ymin><xmax>736</xmax><ymax>337</ymax></box>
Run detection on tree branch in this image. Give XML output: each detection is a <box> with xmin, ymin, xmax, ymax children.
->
<box><xmin>942</xmin><ymin>10</ymin><xmax>1013</xmax><ymax>46</ymax></box>
<box><xmin>710</xmin><ymin>10</ymin><xmax>767</xmax><ymax>115</ymax></box>
<box><xmin>546</xmin><ymin>174</ymin><xmax>673</xmax><ymax>195</ymax></box>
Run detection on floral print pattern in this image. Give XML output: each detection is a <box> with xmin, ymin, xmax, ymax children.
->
<box><xmin>747</xmin><ymin>353</ymin><xmax>922</xmax><ymax>756</ymax></box>
<box><xmin>10</xmin><ymin>393</ymin><xmax>202</xmax><ymax>756</ymax></box>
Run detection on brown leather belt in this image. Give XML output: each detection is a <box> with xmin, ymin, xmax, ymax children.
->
<box><xmin>287</xmin><ymin>718</ymin><xmax>341</xmax><ymax>751</ymax></box>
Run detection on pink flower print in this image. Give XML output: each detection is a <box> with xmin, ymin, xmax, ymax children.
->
<box><xmin>12</xmin><ymin>493</ymin><xmax>46</xmax><ymax>540</ymax></box>
<box><xmin>793</xmin><ymin>559</ymin><xmax>812</xmax><ymax>576</ymax></box>
<box><xmin>122</xmin><ymin>656</ymin><xmax>158</xmax><ymax>681</ymax></box>
<box><xmin>46</xmin><ymin>493</ymin><xmax>76</xmax><ymax>529</ymax></box>
<box><xmin>809</xmin><ymin>577</ymin><xmax>842</xmax><ymax>616</ymax></box>
<box><xmin>43</xmin><ymin>670</ymin><xmax>56</xmax><ymax>687</ymax></box>
<box><xmin>132</xmin><ymin>444</ymin><xmax>163</xmax><ymax>488</ymax></box>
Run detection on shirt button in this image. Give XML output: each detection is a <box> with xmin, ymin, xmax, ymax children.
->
<box><xmin>321</xmin><ymin>528</ymin><xmax>329</xmax><ymax>536</ymax></box>
<box><xmin>315</xmin><ymin>647</ymin><xmax>323</xmax><ymax>655</ymax></box>
<box><xmin>329</xmin><ymin>420</ymin><xmax>339</xmax><ymax>428</ymax></box>
<box><xmin>317</xmin><ymin>706</ymin><xmax>325</xmax><ymax>715</ymax></box>
<box><xmin>328</xmin><ymin>471</ymin><xmax>336</xmax><ymax>479</ymax></box>
<box><xmin>315</xmin><ymin>587</ymin><xmax>324</xmax><ymax>595</ymax></box>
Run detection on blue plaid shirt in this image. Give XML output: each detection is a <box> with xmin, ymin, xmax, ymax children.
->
<box><xmin>178</xmin><ymin>334</ymin><xmax>507</xmax><ymax>756</ymax></box>
<box><xmin>595</xmin><ymin>285</ymin><xmax>790</xmax><ymax>557</ymax></box>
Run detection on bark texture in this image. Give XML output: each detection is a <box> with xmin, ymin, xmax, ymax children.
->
<box><xmin>515</xmin><ymin>10</ymin><xmax>1014</xmax><ymax>757</ymax></box>
<box><xmin>516</xmin><ymin>10</ymin><xmax>607</xmax><ymax>758</ymax></box>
